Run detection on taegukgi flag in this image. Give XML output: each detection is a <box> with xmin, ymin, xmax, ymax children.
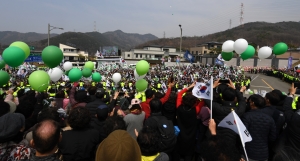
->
<box><xmin>218</xmin><ymin>110</ymin><xmax>252</xmax><ymax>147</ymax></box>
<box><xmin>192</xmin><ymin>78</ymin><xmax>213</xmax><ymax>100</ymax></box>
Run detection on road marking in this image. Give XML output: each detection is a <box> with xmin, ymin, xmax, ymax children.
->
<box><xmin>261</xmin><ymin>79</ymin><xmax>274</xmax><ymax>90</ymax></box>
<box><xmin>251</xmin><ymin>75</ymin><xmax>259</xmax><ymax>82</ymax></box>
<box><xmin>250</xmin><ymin>85</ymin><xmax>271</xmax><ymax>88</ymax></box>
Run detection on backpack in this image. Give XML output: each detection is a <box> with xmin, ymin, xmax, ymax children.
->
<box><xmin>152</xmin><ymin>116</ymin><xmax>177</xmax><ymax>152</ymax></box>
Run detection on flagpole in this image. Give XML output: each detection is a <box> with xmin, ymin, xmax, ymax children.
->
<box><xmin>210</xmin><ymin>76</ymin><xmax>213</xmax><ymax>119</ymax></box>
<box><xmin>233</xmin><ymin>110</ymin><xmax>249</xmax><ymax>161</ymax></box>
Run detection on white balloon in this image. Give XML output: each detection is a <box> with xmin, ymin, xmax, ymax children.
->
<box><xmin>112</xmin><ymin>73</ymin><xmax>121</xmax><ymax>83</ymax></box>
<box><xmin>63</xmin><ymin>62</ymin><xmax>73</xmax><ymax>71</ymax></box>
<box><xmin>222</xmin><ymin>40</ymin><xmax>235</xmax><ymax>52</ymax></box>
<box><xmin>48</xmin><ymin>67</ymin><xmax>63</xmax><ymax>82</ymax></box>
<box><xmin>258</xmin><ymin>46</ymin><xmax>272</xmax><ymax>59</ymax></box>
<box><xmin>134</xmin><ymin>69</ymin><xmax>146</xmax><ymax>80</ymax></box>
<box><xmin>234</xmin><ymin>39</ymin><xmax>248</xmax><ymax>54</ymax></box>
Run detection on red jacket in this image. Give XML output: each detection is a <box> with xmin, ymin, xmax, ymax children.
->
<box><xmin>140</xmin><ymin>87</ymin><xmax>172</xmax><ymax>119</ymax></box>
<box><xmin>176</xmin><ymin>88</ymin><xmax>204</xmax><ymax>115</ymax></box>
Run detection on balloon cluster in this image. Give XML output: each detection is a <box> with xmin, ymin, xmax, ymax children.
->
<box><xmin>134</xmin><ymin>60</ymin><xmax>149</xmax><ymax>92</ymax></box>
<box><xmin>0</xmin><ymin>41</ymin><xmax>31</xmax><ymax>87</ymax></box>
<box><xmin>0</xmin><ymin>42</ymin><xmax>104</xmax><ymax>91</ymax></box>
<box><xmin>221</xmin><ymin>39</ymin><xmax>288</xmax><ymax>61</ymax></box>
<box><xmin>66</xmin><ymin>61</ymin><xmax>102</xmax><ymax>83</ymax></box>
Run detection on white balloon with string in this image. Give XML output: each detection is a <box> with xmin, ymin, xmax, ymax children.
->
<box><xmin>258</xmin><ymin>46</ymin><xmax>272</xmax><ymax>59</ymax></box>
<box><xmin>48</xmin><ymin>67</ymin><xmax>63</xmax><ymax>82</ymax></box>
<box><xmin>134</xmin><ymin>69</ymin><xmax>146</xmax><ymax>80</ymax></box>
<box><xmin>112</xmin><ymin>73</ymin><xmax>121</xmax><ymax>83</ymax></box>
<box><xmin>234</xmin><ymin>39</ymin><xmax>248</xmax><ymax>54</ymax></box>
<box><xmin>63</xmin><ymin>61</ymin><xmax>73</xmax><ymax>71</ymax></box>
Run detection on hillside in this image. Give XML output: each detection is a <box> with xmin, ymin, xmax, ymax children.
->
<box><xmin>0</xmin><ymin>31</ymin><xmax>58</xmax><ymax>45</ymax></box>
<box><xmin>137</xmin><ymin>21</ymin><xmax>300</xmax><ymax>50</ymax></box>
<box><xmin>0</xmin><ymin>30</ymin><xmax>158</xmax><ymax>54</ymax></box>
<box><xmin>28</xmin><ymin>32</ymin><xmax>111</xmax><ymax>54</ymax></box>
<box><xmin>102</xmin><ymin>30</ymin><xmax>158</xmax><ymax>49</ymax></box>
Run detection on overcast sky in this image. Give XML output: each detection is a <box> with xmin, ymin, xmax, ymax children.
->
<box><xmin>0</xmin><ymin>0</ymin><xmax>299</xmax><ymax>38</ymax></box>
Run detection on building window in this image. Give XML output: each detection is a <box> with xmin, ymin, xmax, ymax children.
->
<box><xmin>140</xmin><ymin>54</ymin><xmax>142</xmax><ymax>58</ymax></box>
<box><xmin>204</xmin><ymin>51</ymin><xmax>207</xmax><ymax>54</ymax></box>
<box><xmin>74</xmin><ymin>57</ymin><xmax>78</xmax><ymax>60</ymax></box>
<box><xmin>192</xmin><ymin>51</ymin><xmax>194</xmax><ymax>54</ymax></box>
<box><xmin>136</xmin><ymin>54</ymin><xmax>138</xmax><ymax>58</ymax></box>
<box><xmin>64</xmin><ymin>56</ymin><xmax>69</xmax><ymax>60</ymax></box>
<box><xmin>196</xmin><ymin>51</ymin><xmax>198</xmax><ymax>55</ymax></box>
<box><xmin>127</xmin><ymin>54</ymin><xmax>130</xmax><ymax>57</ymax></box>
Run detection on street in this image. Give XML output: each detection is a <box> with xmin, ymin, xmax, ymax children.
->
<box><xmin>244</xmin><ymin>73</ymin><xmax>291</xmax><ymax>97</ymax></box>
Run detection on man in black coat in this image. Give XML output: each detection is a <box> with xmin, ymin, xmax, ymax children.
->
<box><xmin>262</xmin><ymin>91</ymin><xmax>285</xmax><ymax>137</ymax></box>
<box><xmin>242</xmin><ymin>94</ymin><xmax>276</xmax><ymax>161</ymax></box>
<box><xmin>280</xmin><ymin>83</ymin><xmax>300</xmax><ymax>153</ymax></box>
<box><xmin>205</xmin><ymin>79</ymin><xmax>247</xmax><ymax>145</ymax></box>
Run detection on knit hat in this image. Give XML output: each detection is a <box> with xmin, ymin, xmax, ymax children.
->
<box><xmin>95</xmin><ymin>130</ymin><xmax>141</xmax><ymax>161</ymax></box>
<box><xmin>128</xmin><ymin>98</ymin><xmax>141</xmax><ymax>109</ymax></box>
<box><xmin>0</xmin><ymin>113</ymin><xmax>25</xmax><ymax>143</ymax></box>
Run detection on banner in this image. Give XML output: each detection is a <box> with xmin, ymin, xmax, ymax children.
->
<box><xmin>25</xmin><ymin>55</ymin><xmax>42</xmax><ymax>62</ymax></box>
<box><xmin>288</xmin><ymin>56</ymin><xmax>293</xmax><ymax>69</ymax></box>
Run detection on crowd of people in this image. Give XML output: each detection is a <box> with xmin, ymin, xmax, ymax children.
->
<box><xmin>1</xmin><ymin>63</ymin><xmax>300</xmax><ymax>161</ymax></box>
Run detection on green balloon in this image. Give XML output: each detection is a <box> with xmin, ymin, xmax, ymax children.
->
<box><xmin>2</xmin><ymin>46</ymin><xmax>25</xmax><ymax>67</ymax></box>
<box><xmin>65</xmin><ymin>70</ymin><xmax>70</xmax><ymax>76</ymax></box>
<box><xmin>135</xmin><ymin>79</ymin><xmax>148</xmax><ymax>92</ymax></box>
<box><xmin>273</xmin><ymin>42</ymin><xmax>288</xmax><ymax>55</ymax></box>
<box><xmin>10</xmin><ymin>41</ymin><xmax>30</xmax><ymax>59</ymax></box>
<box><xmin>28</xmin><ymin>70</ymin><xmax>50</xmax><ymax>92</ymax></box>
<box><xmin>82</xmin><ymin>68</ymin><xmax>92</xmax><ymax>78</ymax></box>
<box><xmin>92</xmin><ymin>72</ymin><xmax>102</xmax><ymax>82</ymax></box>
<box><xmin>42</xmin><ymin>46</ymin><xmax>63</xmax><ymax>68</ymax></box>
<box><xmin>0</xmin><ymin>71</ymin><xmax>10</xmax><ymax>87</ymax></box>
<box><xmin>84</xmin><ymin>61</ymin><xmax>94</xmax><ymax>70</ymax></box>
<box><xmin>241</xmin><ymin>45</ymin><xmax>255</xmax><ymax>60</ymax></box>
<box><xmin>0</xmin><ymin>60</ymin><xmax>5</xmax><ymax>69</ymax></box>
<box><xmin>136</xmin><ymin>60</ymin><xmax>149</xmax><ymax>76</ymax></box>
<box><xmin>221</xmin><ymin>52</ymin><xmax>234</xmax><ymax>61</ymax></box>
<box><xmin>68</xmin><ymin>68</ymin><xmax>82</xmax><ymax>82</ymax></box>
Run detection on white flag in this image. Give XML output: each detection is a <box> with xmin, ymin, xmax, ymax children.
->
<box><xmin>192</xmin><ymin>78</ymin><xmax>213</xmax><ymax>100</ymax></box>
<box><xmin>218</xmin><ymin>110</ymin><xmax>252</xmax><ymax>147</ymax></box>
<box><xmin>161</xmin><ymin>82</ymin><xmax>168</xmax><ymax>93</ymax></box>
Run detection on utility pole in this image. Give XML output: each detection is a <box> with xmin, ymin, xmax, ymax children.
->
<box><xmin>240</xmin><ymin>3</ymin><xmax>244</xmax><ymax>27</ymax></box>
<box><xmin>163</xmin><ymin>31</ymin><xmax>165</xmax><ymax>39</ymax></box>
<box><xmin>179</xmin><ymin>24</ymin><xmax>182</xmax><ymax>57</ymax></box>
<box><xmin>229</xmin><ymin>19</ymin><xmax>232</xmax><ymax>29</ymax></box>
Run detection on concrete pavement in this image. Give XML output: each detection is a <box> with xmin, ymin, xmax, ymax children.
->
<box><xmin>244</xmin><ymin>73</ymin><xmax>291</xmax><ymax>97</ymax></box>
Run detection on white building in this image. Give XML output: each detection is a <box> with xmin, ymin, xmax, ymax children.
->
<box><xmin>124</xmin><ymin>45</ymin><xmax>181</xmax><ymax>60</ymax></box>
<box><xmin>59</xmin><ymin>43</ymin><xmax>88</xmax><ymax>66</ymax></box>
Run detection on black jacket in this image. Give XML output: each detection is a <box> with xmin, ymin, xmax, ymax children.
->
<box><xmin>59</xmin><ymin>128</ymin><xmax>100</xmax><ymax>161</ymax></box>
<box><xmin>85</xmin><ymin>99</ymin><xmax>107</xmax><ymax>118</ymax></box>
<box><xmin>162</xmin><ymin>101</ymin><xmax>177</xmax><ymax>125</ymax></box>
<box><xmin>205</xmin><ymin>89</ymin><xmax>246</xmax><ymax>145</ymax></box>
<box><xmin>205</xmin><ymin>89</ymin><xmax>246</xmax><ymax>125</ymax></box>
<box><xmin>260</xmin><ymin>105</ymin><xmax>285</xmax><ymax>137</ymax></box>
<box><xmin>242</xmin><ymin>109</ymin><xmax>277</xmax><ymax>160</ymax></box>
<box><xmin>282</xmin><ymin>96</ymin><xmax>300</xmax><ymax>152</ymax></box>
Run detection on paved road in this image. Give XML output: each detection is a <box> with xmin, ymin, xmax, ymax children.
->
<box><xmin>244</xmin><ymin>73</ymin><xmax>291</xmax><ymax>97</ymax></box>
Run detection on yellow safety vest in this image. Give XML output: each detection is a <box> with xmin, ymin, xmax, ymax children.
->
<box><xmin>292</xmin><ymin>96</ymin><xmax>298</xmax><ymax>110</ymax></box>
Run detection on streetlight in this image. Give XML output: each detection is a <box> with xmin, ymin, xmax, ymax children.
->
<box><xmin>48</xmin><ymin>23</ymin><xmax>63</xmax><ymax>46</ymax></box>
<box><xmin>179</xmin><ymin>24</ymin><xmax>182</xmax><ymax>57</ymax></box>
